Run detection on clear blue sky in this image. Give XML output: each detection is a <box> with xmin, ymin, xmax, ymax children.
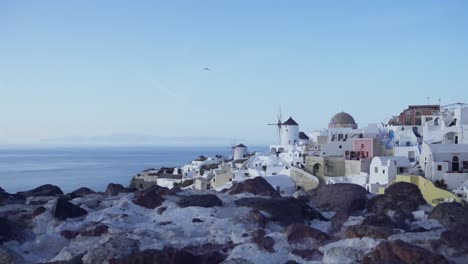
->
<box><xmin>1</xmin><ymin>1</ymin><xmax>467</xmax><ymax>145</ymax></box>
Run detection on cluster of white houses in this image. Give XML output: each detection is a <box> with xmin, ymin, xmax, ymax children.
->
<box><xmin>130</xmin><ymin>103</ymin><xmax>468</xmax><ymax>201</ymax></box>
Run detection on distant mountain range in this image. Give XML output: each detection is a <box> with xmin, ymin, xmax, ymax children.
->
<box><xmin>43</xmin><ymin>134</ymin><xmax>246</xmax><ymax>146</ymax></box>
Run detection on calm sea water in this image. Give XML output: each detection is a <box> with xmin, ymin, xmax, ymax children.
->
<box><xmin>0</xmin><ymin>146</ymin><xmax>263</xmax><ymax>193</ymax></box>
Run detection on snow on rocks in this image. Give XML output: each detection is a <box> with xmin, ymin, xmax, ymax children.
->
<box><xmin>1</xmin><ymin>181</ymin><xmax>467</xmax><ymax>264</ymax></box>
<box><xmin>228</xmin><ymin>177</ymin><xmax>281</xmax><ymax>197</ymax></box>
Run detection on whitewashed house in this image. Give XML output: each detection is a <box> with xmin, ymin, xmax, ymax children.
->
<box><xmin>369</xmin><ymin>156</ymin><xmax>411</xmax><ymax>186</ymax></box>
<box><xmin>420</xmin><ymin>143</ymin><xmax>468</xmax><ymax>189</ymax></box>
<box><xmin>423</xmin><ymin>104</ymin><xmax>468</xmax><ymax>144</ymax></box>
<box><xmin>181</xmin><ymin>156</ymin><xmax>222</xmax><ymax>178</ymax></box>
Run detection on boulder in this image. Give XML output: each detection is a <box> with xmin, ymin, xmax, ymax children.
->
<box><xmin>250</xmin><ymin>229</ymin><xmax>274</xmax><ymax>252</ymax></box>
<box><xmin>82</xmin><ymin>234</ymin><xmax>138</xmax><ymax>264</ymax></box>
<box><xmin>0</xmin><ymin>217</ymin><xmax>24</xmax><ymax>243</ymax></box>
<box><xmin>429</xmin><ymin>202</ymin><xmax>468</xmax><ymax>228</ymax></box>
<box><xmin>60</xmin><ymin>230</ymin><xmax>79</xmax><ymax>240</ymax></box>
<box><xmin>307</xmin><ymin>183</ymin><xmax>368</xmax><ymax>213</ymax></box>
<box><xmin>17</xmin><ymin>184</ymin><xmax>63</xmax><ymax>197</ymax></box>
<box><xmin>228</xmin><ymin>177</ymin><xmax>280</xmax><ymax>197</ymax></box>
<box><xmin>221</xmin><ymin>259</ymin><xmax>254</xmax><ymax>264</ymax></box>
<box><xmin>440</xmin><ymin>223</ymin><xmax>468</xmax><ymax>253</ymax></box>
<box><xmin>54</xmin><ymin>198</ymin><xmax>88</xmax><ymax>220</ymax></box>
<box><xmin>285</xmin><ymin>223</ymin><xmax>330</xmax><ymax>248</ymax></box>
<box><xmin>0</xmin><ymin>246</ymin><xmax>23</xmax><ymax>264</ymax></box>
<box><xmin>133</xmin><ymin>185</ymin><xmax>169</xmax><ymax>209</ymax></box>
<box><xmin>247</xmin><ymin>209</ymin><xmax>268</xmax><ymax>228</ymax></box>
<box><xmin>105</xmin><ymin>183</ymin><xmax>126</xmax><ymax>197</ymax></box>
<box><xmin>111</xmin><ymin>243</ymin><xmax>235</xmax><ymax>264</ymax></box>
<box><xmin>32</xmin><ymin>206</ymin><xmax>47</xmax><ymax>218</ymax></box>
<box><xmin>362</xmin><ymin>239</ymin><xmax>449</xmax><ymax>264</ymax></box>
<box><xmin>0</xmin><ymin>192</ymin><xmax>26</xmax><ymax>205</ymax></box>
<box><xmin>330</xmin><ymin>211</ymin><xmax>349</xmax><ymax>232</ymax></box>
<box><xmin>177</xmin><ymin>194</ymin><xmax>222</xmax><ymax>208</ymax></box>
<box><xmin>368</xmin><ymin>182</ymin><xmax>426</xmax><ymax>215</ymax></box>
<box><xmin>345</xmin><ymin>224</ymin><xmax>394</xmax><ymax>239</ymax></box>
<box><xmin>80</xmin><ymin>224</ymin><xmax>109</xmax><ymax>237</ymax></box>
<box><xmin>234</xmin><ymin>197</ymin><xmax>327</xmax><ymax>227</ymax></box>
<box><xmin>323</xmin><ymin>247</ymin><xmax>362</xmax><ymax>264</ymax></box>
<box><xmin>291</xmin><ymin>249</ymin><xmax>323</xmax><ymax>261</ymax></box>
<box><xmin>157</xmin><ymin>206</ymin><xmax>167</xmax><ymax>214</ymax></box>
<box><xmin>68</xmin><ymin>187</ymin><xmax>96</xmax><ymax>199</ymax></box>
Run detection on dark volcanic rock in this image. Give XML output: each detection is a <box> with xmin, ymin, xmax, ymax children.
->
<box><xmin>80</xmin><ymin>224</ymin><xmax>109</xmax><ymax>237</ymax></box>
<box><xmin>257</xmin><ymin>236</ymin><xmax>275</xmax><ymax>253</ymax></box>
<box><xmin>429</xmin><ymin>202</ymin><xmax>468</xmax><ymax>228</ymax></box>
<box><xmin>0</xmin><ymin>192</ymin><xmax>26</xmax><ymax>205</ymax></box>
<box><xmin>105</xmin><ymin>183</ymin><xmax>126</xmax><ymax>197</ymax></box>
<box><xmin>330</xmin><ymin>210</ymin><xmax>349</xmax><ymax>232</ymax></box>
<box><xmin>110</xmin><ymin>243</ymin><xmax>234</xmax><ymax>264</ymax></box>
<box><xmin>368</xmin><ymin>182</ymin><xmax>426</xmax><ymax>215</ymax></box>
<box><xmin>346</xmin><ymin>224</ymin><xmax>395</xmax><ymax>239</ymax></box>
<box><xmin>234</xmin><ymin>197</ymin><xmax>327</xmax><ymax>227</ymax></box>
<box><xmin>17</xmin><ymin>184</ymin><xmax>63</xmax><ymax>197</ymax></box>
<box><xmin>68</xmin><ymin>187</ymin><xmax>96</xmax><ymax>199</ymax></box>
<box><xmin>363</xmin><ymin>239</ymin><xmax>449</xmax><ymax>264</ymax></box>
<box><xmin>133</xmin><ymin>185</ymin><xmax>169</xmax><ymax>209</ymax></box>
<box><xmin>44</xmin><ymin>254</ymin><xmax>84</xmax><ymax>264</ymax></box>
<box><xmin>291</xmin><ymin>249</ymin><xmax>323</xmax><ymax>261</ymax></box>
<box><xmin>0</xmin><ymin>217</ymin><xmax>24</xmax><ymax>243</ymax></box>
<box><xmin>247</xmin><ymin>209</ymin><xmax>268</xmax><ymax>228</ymax></box>
<box><xmin>1</xmin><ymin>187</ymin><xmax>27</xmax><ymax>205</ymax></box>
<box><xmin>54</xmin><ymin>198</ymin><xmax>88</xmax><ymax>220</ymax></box>
<box><xmin>60</xmin><ymin>230</ymin><xmax>79</xmax><ymax>240</ymax></box>
<box><xmin>250</xmin><ymin>229</ymin><xmax>274</xmax><ymax>252</ymax></box>
<box><xmin>192</xmin><ymin>218</ymin><xmax>204</xmax><ymax>223</ymax></box>
<box><xmin>228</xmin><ymin>177</ymin><xmax>280</xmax><ymax>197</ymax></box>
<box><xmin>177</xmin><ymin>194</ymin><xmax>222</xmax><ymax>208</ymax></box>
<box><xmin>157</xmin><ymin>206</ymin><xmax>167</xmax><ymax>214</ymax></box>
<box><xmin>307</xmin><ymin>183</ymin><xmax>368</xmax><ymax>213</ymax></box>
<box><xmin>440</xmin><ymin>223</ymin><xmax>468</xmax><ymax>253</ymax></box>
<box><xmin>285</xmin><ymin>224</ymin><xmax>330</xmax><ymax>248</ymax></box>
<box><xmin>32</xmin><ymin>206</ymin><xmax>47</xmax><ymax>218</ymax></box>
<box><xmin>84</xmin><ymin>234</ymin><xmax>138</xmax><ymax>264</ymax></box>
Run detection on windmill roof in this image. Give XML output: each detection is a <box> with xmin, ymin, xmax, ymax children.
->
<box><xmin>235</xmin><ymin>144</ymin><xmax>247</xmax><ymax>148</ymax></box>
<box><xmin>282</xmin><ymin>117</ymin><xmax>298</xmax><ymax>126</ymax></box>
<box><xmin>299</xmin><ymin>132</ymin><xmax>309</xmax><ymax>140</ymax></box>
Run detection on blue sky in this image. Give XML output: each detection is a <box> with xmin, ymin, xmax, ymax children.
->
<box><xmin>1</xmin><ymin>1</ymin><xmax>467</xmax><ymax>145</ymax></box>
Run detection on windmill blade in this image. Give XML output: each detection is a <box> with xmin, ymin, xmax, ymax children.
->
<box><xmin>277</xmin><ymin>105</ymin><xmax>282</xmax><ymax>124</ymax></box>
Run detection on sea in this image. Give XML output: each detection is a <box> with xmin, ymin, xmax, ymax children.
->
<box><xmin>0</xmin><ymin>146</ymin><xmax>265</xmax><ymax>193</ymax></box>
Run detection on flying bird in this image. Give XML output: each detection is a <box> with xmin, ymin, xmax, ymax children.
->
<box><xmin>203</xmin><ymin>67</ymin><xmax>210</xmax><ymax>71</ymax></box>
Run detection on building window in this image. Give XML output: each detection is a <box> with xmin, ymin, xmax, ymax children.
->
<box><xmin>327</xmin><ymin>166</ymin><xmax>334</xmax><ymax>173</ymax></box>
<box><xmin>383</xmin><ymin>170</ymin><xmax>386</xmax><ymax>174</ymax></box>
<box><xmin>361</xmin><ymin>144</ymin><xmax>365</xmax><ymax>149</ymax></box>
<box><xmin>374</xmin><ymin>167</ymin><xmax>378</xmax><ymax>173</ymax></box>
<box><xmin>399</xmin><ymin>167</ymin><xmax>404</xmax><ymax>173</ymax></box>
<box><xmin>463</xmin><ymin>161</ymin><xmax>468</xmax><ymax>171</ymax></box>
<box><xmin>437</xmin><ymin>165</ymin><xmax>442</xmax><ymax>171</ymax></box>
<box><xmin>339</xmin><ymin>145</ymin><xmax>342</xmax><ymax>149</ymax></box>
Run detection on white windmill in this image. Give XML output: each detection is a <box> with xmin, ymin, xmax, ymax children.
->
<box><xmin>267</xmin><ymin>105</ymin><xmax>283</xmax><ymax>145</ymax></box>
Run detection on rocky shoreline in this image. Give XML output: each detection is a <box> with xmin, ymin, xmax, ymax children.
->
<box><xmin>1</xmin><ymin>179</ymin><xmax>467</xmax><ymax>264</ymax></box>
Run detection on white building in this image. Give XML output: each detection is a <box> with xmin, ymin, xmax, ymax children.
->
<box><xmin>181</xmin><ymin>156</ymin><xmax>222</xmax><ymax>178</ymax></box>
<box><xmin>281</xmin><ymin>117</ymin><xmax>299</xmax><ymax>146</ymax></box>
<box><xmin>369</xmin><ymin>156</ymin><xmax>411</xmax><ymax>185</ymax></box>
<box><xmin>233</xmin><ymin>144</ymin><xmax>248</xmax><ymax>161</ymax></box>
<box><xmin>423</xmin><ymin>104</ymin><xmax>468</xmax><ymax>145</ymax></box>
<box><xmin>420</xmin><ymin>143</ymin><xmax>468</xmax><ymax>189</ymax></box>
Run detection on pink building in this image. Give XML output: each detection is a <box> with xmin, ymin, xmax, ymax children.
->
<box><xmin>346</xmin><ymin>138</ymin><xmax>375</xmax><ymax>160</ymax></box>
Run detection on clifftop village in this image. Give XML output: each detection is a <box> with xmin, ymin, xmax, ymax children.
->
<box><xmin>131</xmin><ymin>102</ymin><xmax>468</xmax><ymax>205</ymax></box>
